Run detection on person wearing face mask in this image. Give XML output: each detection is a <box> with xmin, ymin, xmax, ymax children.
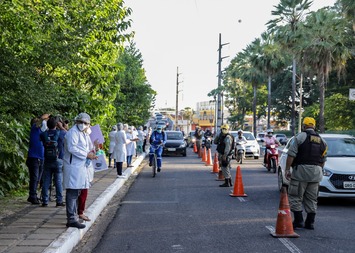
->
<box><xmin>263</xmin><ymin>129</ymin><xmax>281</xmax><ymax>166</ymax></box>
<box><xmin>214</xmin><ymin>124</ymin><xmax>234</xmax><ymax>187</ymax></box>
<box><xmin>148</xmin><ymin>126</ymin><xmax>166</xmax><ymax>172</ymax></box>
<box><xmin>62</xmin><ymin>112</ymin><xmax>97</xmax><ymax>229</ymax></box>
<box><xmin>26</xmin><ymin>113</ymin><xmax>50</xmax><ymax>204</ymax></box>
<box><xmin>113</xmin><ymin>123</ymin><xmax>132</xmax><ymax>178</ymax></box>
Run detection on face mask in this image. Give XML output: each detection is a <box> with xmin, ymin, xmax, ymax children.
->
<box><xmin>77</xmin><ymin>123</ymin><xmax>86</xmax><ymax>132</ymax></box>
<box><xmin>268</xmin><ymin>133</ymin><xmax>273</xmax><ymax>137</ymax></box>
<box><xmin>221</xmin><ymin>129</ymin><xmax>228</xmax><ymax>134</ymax></box>
<box><xmin>40</xmin><ymin>120</ymin><xmax>47</xmax><ymax>132</ymax></box>
<box><xmin>157</xmin><ymin>130</ymin><xmax>162</xmax><ymax>133</ymax></box>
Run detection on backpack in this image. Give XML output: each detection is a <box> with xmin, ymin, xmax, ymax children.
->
<box><xmin>43</xmin><ymin>130</ymin><xmax>60</xmax><ymax>161</ymax></box>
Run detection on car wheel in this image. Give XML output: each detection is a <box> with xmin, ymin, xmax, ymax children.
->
<box><xmin>182</xmin><ymin>153</ymin><xmax>186</xmax><ymax>157</ymax></box>
<box><xmin>277</xmin><ymin>168</ymin><xmax>283</xmax><ymax>192</ymax></box>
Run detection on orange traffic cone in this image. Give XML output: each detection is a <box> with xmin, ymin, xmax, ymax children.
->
<box><xmin>205</xmin><ymin>149</ymin><xmax>213</xmax><ymax>166</ymax></box>
<box><xmin>198</xmin><ymin>146</ymin><xmax>202</xmax><ymax>158</ymax></box>
<box><xmin>216</xmin><ymin>169</ymin><xmax>225</xmax><ymax>181</ymax></box>
<box><xmin>201</xmin><ymin>147</ymin><xmax>207</xmax><ymax>162</ymax></box>
<box><xmin>230</xmin><ymin>166</ymin><xmax>247</xmax><ymax>197</ymax></box>
<box><xmin>271</xmin><ymin>187</ymin><xmax>300</xmax><ymax>238</ymax></box>
<box><xmin>211</xmin><ymin>153</ymin><xmax>219</xmax><ymax>173</ymax></box>
<box><xmin>193</xmin><ymin>142</ymin><xmax>198</xmax><ymax>153</ymax></box>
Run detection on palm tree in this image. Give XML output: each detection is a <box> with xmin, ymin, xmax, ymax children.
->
<box><xmin>251</xmin><ymin>31</ymin><xmax>288</xmax><ymax>129</ymax></box>
<box><xmin>337</xmin><ymin>0</ymin><xmax>355</xmax><ymax>32</ymax></box>
<box><xmin>296</xmin><ymin>8</ymin><xmax>352</xmax><ymax>132</ymax></box>
<box><xmin>267</xmin><ymin>0</ymin><xmax>313</xmax><ymax>136</ymax></box>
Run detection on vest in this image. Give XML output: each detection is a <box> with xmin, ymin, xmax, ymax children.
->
<box><xmin>216</xmin><ymin>133</ymin><xmax>234</xmax><ymax>155</ymax></box>
<box><xmin>292</xmin><ymin>130</ymin><xmax>326</xmax><ymax>166</ymax></box>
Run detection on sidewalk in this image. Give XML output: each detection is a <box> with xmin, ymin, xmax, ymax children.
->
<box><xmin>0</xmin><ymin>153</ymin><xmax>147</xmax><ymax>253</ymax></box>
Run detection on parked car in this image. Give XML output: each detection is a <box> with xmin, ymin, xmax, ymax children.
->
<box><xmin>230</xmin><ymin>131</ymin><xmax>260</xmax><ymax>159</ymax></box>
<box><xmin>162</xmin><ymin>131</ymin><xmax>187</xmax><ymax>156</ymax></box>
<box><xmin>277</xmin><ymin>134</ymin><xmax>355</xmax><ymax>198</ymax></box>
<box><xmin>275</xmin><ymin>133</ymin><xmax>288</xmax><ymax>145</ymax></box>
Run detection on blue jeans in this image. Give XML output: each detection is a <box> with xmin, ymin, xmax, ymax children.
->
<box><xmin>127</xmin><ymin>155</ymin><xmax>132</xmax><ymax>166</ymax></box>
<box><xmin>149</xmin><ymin>145</ymin><xmax>163</xmax><ymax>168</ymax></box>
<box><xmin>26</xmin><ymin>157</ymin><xmax>44</xmax><ymax>199</ymax></box>
<box><xmin>66</xmin><ymin>189</ymin><xmax>81</xmax><ymax>224</ymax></box>
<box><xmin>41</xmin><ymin>159</ymin><xmax>63</xmax><ymax>204</ymax></box>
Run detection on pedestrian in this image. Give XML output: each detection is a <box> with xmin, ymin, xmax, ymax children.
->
<box><xmin>26</xmin><ymin>113</ymin><xmax>50</xmax><ymax>204</ymax></box>
<box><xmin>40</xmin><ymin>116</ymin><xmax>65</xmax><ymax>207</ymax></box>
<box><xmin>214</xmin><ymin>124</ymin><xmax>235</xmax><ymax>187</ymax></box>
<box><xmin>126</xmin><ymin>126</ymin><xmax>136</xmax><ymax>167</ymax></box>
<box><xmin>113</xmin><ymin>123</ymin><xmax>131</xmax><ymax>178</ymax></box>
<box><xmin>137</xmin><ymin>126</ymin><xmax>145</xmax><ymax>154</ymax></box>
<box><xmin>63</xmin><ymin>112</ymin><xmax>97</xmax><ymax>229</ymax></box>
<box><xmin>194</xmin><ymin>126</ymin><xmax>204</xmax><ymax>154</ymax></box>
<box><xmin>108</xmin><ymin>125</ymin><xmax>117</xmax><ymax>168</ymax></box>
<box><xmin>285</xmin><ymin>117</ymin><xmax>327</xmax><ymax>230</ymax></box>
<box><xmin>142</xmin><ymin>126</ymin><xmax>148</xmax><ymax>153</ymax></box>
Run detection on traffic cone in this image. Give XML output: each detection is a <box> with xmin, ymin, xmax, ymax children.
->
<box><xmin>216</xmin><ymin>169</ymin><xmax>225</xmax><ymax>181</ymax></box>
<box><xmin>193</xmin><ymin>142</ymin><xmax>197</xmax><ymax>153</ymax></box>
<box><xmin>198</xmin><ymin>146</ymin><xmax>202</xmax><ymax>158</ymax></box>
<box><xmin>201</xmin><ymin>147</ymin><xmax>207</xmax><ymax>162</ymax></box>
<box><xmin>205</xmin><ymin>149</ymin><xmax>213</xmax><ymax>166</ymax></box>
<box><xmin>211</xmin><ymin>153</ymin><xmax>219</xmax><ymax>173</ymax></box>
<box><xmin>270</xmin><ymin>187</ymin><xmax>300</xmax><ymax>238</ymax></box>
<box><xmin>230</xmin><ymin>166</ymin><xmax>247</xmax><ymax>197</ymax></box>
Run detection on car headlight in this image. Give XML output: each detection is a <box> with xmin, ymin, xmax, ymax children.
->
<box><xmin>323</xmin><ymin>168</ymin><xmax>332</xmax><ymax>177</ymax></box>
<box><xmin>179</xmin><ymin>142</ymin><xmax>186</xmax><ymax>148</ymax></box>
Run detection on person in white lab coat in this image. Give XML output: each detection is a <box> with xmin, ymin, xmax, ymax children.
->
<box><xmin>108</xmin><ymin>125</ymin><xmax>117</xmax><ymax>168</ymax></box>
<box><xmin>113</xmin><ymin>123</ymin><xmax>131</xmax><ymax>178</ymax></box>
<box><xmin>63</xmin><ymin>113</ymin><xmax>97</xmax><ymax>229</ymax></box>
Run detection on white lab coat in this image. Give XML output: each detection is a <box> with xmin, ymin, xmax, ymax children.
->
<box><xmin>108</xmin><ymin>130</ymin><xmax>116</xmax><ymax>153</ymax></box>
<box><xmin>126</xmin><ymin>131</ymin><xmax>135</xmax><ymax>156</ymax></box>
<box><xmin>63</xmin><ymin>125</ymin><xmax>93</xmax><ymax>189</ymax></box>
<box><xmin>113</xmin><ymin>130</ymin><xmax>130</xmax><ymax>162</ymax></box>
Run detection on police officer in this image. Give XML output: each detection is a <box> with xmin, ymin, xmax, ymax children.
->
<box><xmin>194</xmin><ymin>126</ymin><xmax>204</xmax><ymax>154</ymax></box>
<box><xmin>285</xmin><ymin>117</ymin><xmax>327</xmax><ymax>230</ymax></box>
<box><xmin>214</xmin><ymin>124</ymin><xmax>234</xmax><ymax>187</ymax></box>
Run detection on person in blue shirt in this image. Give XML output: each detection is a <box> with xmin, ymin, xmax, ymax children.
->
<box><xmin>148</xmin><ymin>126</ymin><xmax>166</xmax><ymax>172</ymax></box>
<box><xmin>26</xmin><ymin>113</ymin><xmax>50</xmax><ymax>204</ymax></box>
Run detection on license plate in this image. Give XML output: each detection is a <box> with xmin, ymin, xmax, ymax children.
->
<box><xmin>343</xmin><ymin>181</ymin><xmax>355</xmax><ymax>189</ymax></box>
<box><xmin>168</xmin><ymin>148</ymin><xmax>176</xmax><ymax>151</ymax></box>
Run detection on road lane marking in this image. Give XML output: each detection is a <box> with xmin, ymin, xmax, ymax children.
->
<box><xmin>265</xmin><ymin>226</ymin><xmax>303</xmax><ymax>253</ymax></box>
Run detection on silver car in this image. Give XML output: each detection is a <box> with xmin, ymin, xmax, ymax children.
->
<box><xmin>278</xmin><ymin>134</ymin><xmax>355</xmax><ymax>198</ymax></box>
<box><xmin>230</xmin><ymin>131</ymin><xmax>260</xmax><ymax>159</ymax></box>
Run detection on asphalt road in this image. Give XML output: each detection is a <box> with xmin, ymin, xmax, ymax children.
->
<box><xmin>76</xmin><ymin>147</ymin><xmax>355</xmax><ymax>253</ymax></box>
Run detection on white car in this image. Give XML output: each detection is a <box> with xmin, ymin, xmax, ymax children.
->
<box><xmin>278</xmin><ymin>134</ymin><xmax>355</xmax><ymax>198</ymax></box>
<box><xmin>230</xmin><ymin>131</ymin><xmax>260</xmax><ymax>159</ymax></box>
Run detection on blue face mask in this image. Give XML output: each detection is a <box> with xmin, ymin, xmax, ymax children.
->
<box><xmin>157</xmin><ymin>129</ymin><xmax>162</xmax><ymax>133</ymax></box>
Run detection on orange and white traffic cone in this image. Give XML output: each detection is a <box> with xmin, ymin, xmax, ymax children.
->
<box><xmin>205</xmin><ymin>149</ymin><xmax>213</xmax><ymax>166</ymax></box>
<box><xmin>216</xmin><ymin>169</ymin><xmax>225</xmax><ymax>181</ymax></box>
<box><xmin>211</xmin><ymin>153</ymin><xmax>219</xmax><ymax>173</ymax></box>
<box><xmin>198</xmin><ymin>146</ymin><xmax>202</xmax><ymax>158</ymax></box>
<box><xmin>230</xmin><ymin>166</ymin><xmax>247</xmax><ymax>197</ymax></box>
<box><xmin>270</xmin><ymin>187</ymin><xmax>300</xmax><ymax>238</ymax></box>
<box><xmin>201</xmin><ymin>147</ymin><xmax>207</xmax><ymax>162</ymax></box>
<box><xmin>193</xmin><ymin>142</ymin><xmax>197</xmax><ymax>153</ymax></box>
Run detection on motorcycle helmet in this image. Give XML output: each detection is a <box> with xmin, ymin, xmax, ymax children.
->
<box><xmin>267</xmin><ymin>128</ymin><xmax>273</xmax><ymax>137</ymax></box>
<box><xmin>237</xmin><ymin>129</ymin><xmax>243</xmax><ymax>135</ymax></box>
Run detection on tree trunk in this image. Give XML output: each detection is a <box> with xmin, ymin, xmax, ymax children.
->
<box><xmin>267</xmin><ymin>75</ymin><xmax>271</xmax><ymax>129</ymax></box>
<box><xmin>319</xmin><ymin>72</ymin><xmax>325</xmax><ymax>133</ymax></box>
<box><xmin>291</xmin><ymin>57</ymin><xmax>296</xmax><ymax>136</ymax></box>
<box><xmin>253</xmin><ymin>84</ymin><xmax>257</xmax><ymax>137</ymax></box>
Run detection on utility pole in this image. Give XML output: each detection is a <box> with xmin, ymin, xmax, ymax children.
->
<box><xmin>216</xmin><ymin>33</ymin><xmax>229</xmax><ymax>134</ymax></box>
<box><xmin>175</xmin><ymin>66</ymin><xmax>182</xmax><ymax>130</ymax></box>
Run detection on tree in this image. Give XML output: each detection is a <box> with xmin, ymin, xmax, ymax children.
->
<box><xmin>296</xmin><ymin>8</ymin><xmax>352</xmax><ymax>132</ymax></box>
<box><xmin>267</xmin><ymin>0</ymin><xmax>313</xmax><ymax>136</ymax></box>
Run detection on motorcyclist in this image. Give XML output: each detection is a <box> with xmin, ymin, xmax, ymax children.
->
<box><xmin>204</xmin><ymin>128</ymin><xmax>212</xmax><ymax>139</ymax></box>
<box><xmin>236</xmin><ymin>129</ymin><xmax>247</xmax><ymax>159</ymax></box>
<box><xmin>149</xmin><ymin>126</ymin><xmax>166</xmax><ymax>172</ymax></box>
<box><xmin>263</xmin><ymin>129</ymin><xmax>281</xmax><ymax>166</ymax></box>
<box><xmin>204</xmin><ymin>128</ymin><xmax>213</xmax><ymax>149</ymax></box>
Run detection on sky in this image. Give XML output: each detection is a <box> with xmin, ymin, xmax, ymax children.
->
<box><xmin>125</xmin><ymin>0</ymin><xmax>336</xmax><ymax>110</ymax></box>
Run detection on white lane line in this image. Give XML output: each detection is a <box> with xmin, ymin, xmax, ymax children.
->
<box><xmin>238</xmin><ymin>197</ymin><xmax>246</xmax><ymax>202</ymax></box>
<box><xmin>265</xmin><ymin>226</ymin><xmax>303</xmax><ymax>253</ymax></box>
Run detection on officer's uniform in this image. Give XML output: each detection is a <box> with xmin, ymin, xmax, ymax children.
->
<box><xmin>287</xmin><ymin>128</ymin><xmax>327</xmax><ymax>213</ymax></box>
<box><xmin>214</xmin><ymin>131</ymin><xmax>233</xmax><ymax>187</ymax></box>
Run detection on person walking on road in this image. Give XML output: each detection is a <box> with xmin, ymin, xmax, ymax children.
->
<box><xmin>214</xmin><ymin>124</ymin><xmax>234</xmax><ymax>187</ymax></box>
<box><xmin>113</xmin><ymin>123</ymin><xmax>131</xmax><ymax>178</ymax></box>
<box><xmin>108</xmin><ymin>125</ymin><xmax>117</xmax><ymax>168</ymax></box>
<box><xmin>285</xmin><ymin>117</ymin><xmax>327</xmax><ymax>230</ymax></box>
<box><xmin>63</xmin><ymin>113</ymin><xmax>97</xmax><ymax>229</ymax></box>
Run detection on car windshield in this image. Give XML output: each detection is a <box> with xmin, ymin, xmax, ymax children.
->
<box><xmin>167</xmin><ymin>132</ymin><xmax>183</xmax><ymax>140</ymax></box>
<box><xmin>324</xmin><ymin>137</ymin><xmax>355</xmax><ymax>157</ymax></box>
<box><xmin>243</xmin><ymin>133</ymin><xmax>255</xmax><ymax>141</ymax></box>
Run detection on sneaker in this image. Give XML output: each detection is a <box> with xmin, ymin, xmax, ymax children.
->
<box><xmin>66</xmin><ymin>222</ymin><xmax>86</xmax><ymax>229</ymax></box>
<box><xmin>157</xmin><ymin>168</ymin><xmax>161</xmax><ymax>172</ymax></box>
<box><xmin>117</xmin><ymin>175</ymin><xmax>127</xmax><ymax>179</ymax></box>
<box><xmin>79</xmin><ymin>214</ymin><xmax>91</xmax><ymax>221</ymax></box>
<box><xmin>56</xmin><ymin>202</ymin><xmax>65</xmax><ymax>207</ymax></box>
<box><xmin>27</xmin><ymin>197</ymin><xmax>40</xmax><ymax>205</ymax></box>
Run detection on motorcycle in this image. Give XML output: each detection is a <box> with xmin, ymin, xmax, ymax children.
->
<box><xmin>265</xmin><ymin>144</ymin><xmax>279</xmax><ymax>173</ymax></box>
<box><xmin>235</xmin><ymin>140</ymin><xmax>246</xmax><ymax>164</ymax></box>
<box><xmin>202</xmin><ymin>136</ymin><xmax>212</xmax><ymax>150</ymax></box>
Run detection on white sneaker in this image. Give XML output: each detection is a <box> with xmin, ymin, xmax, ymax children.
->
<box><xmin>117</xmin><ymin>175</ymin><xmax>127</xmax><ymax>179</ymax></box>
